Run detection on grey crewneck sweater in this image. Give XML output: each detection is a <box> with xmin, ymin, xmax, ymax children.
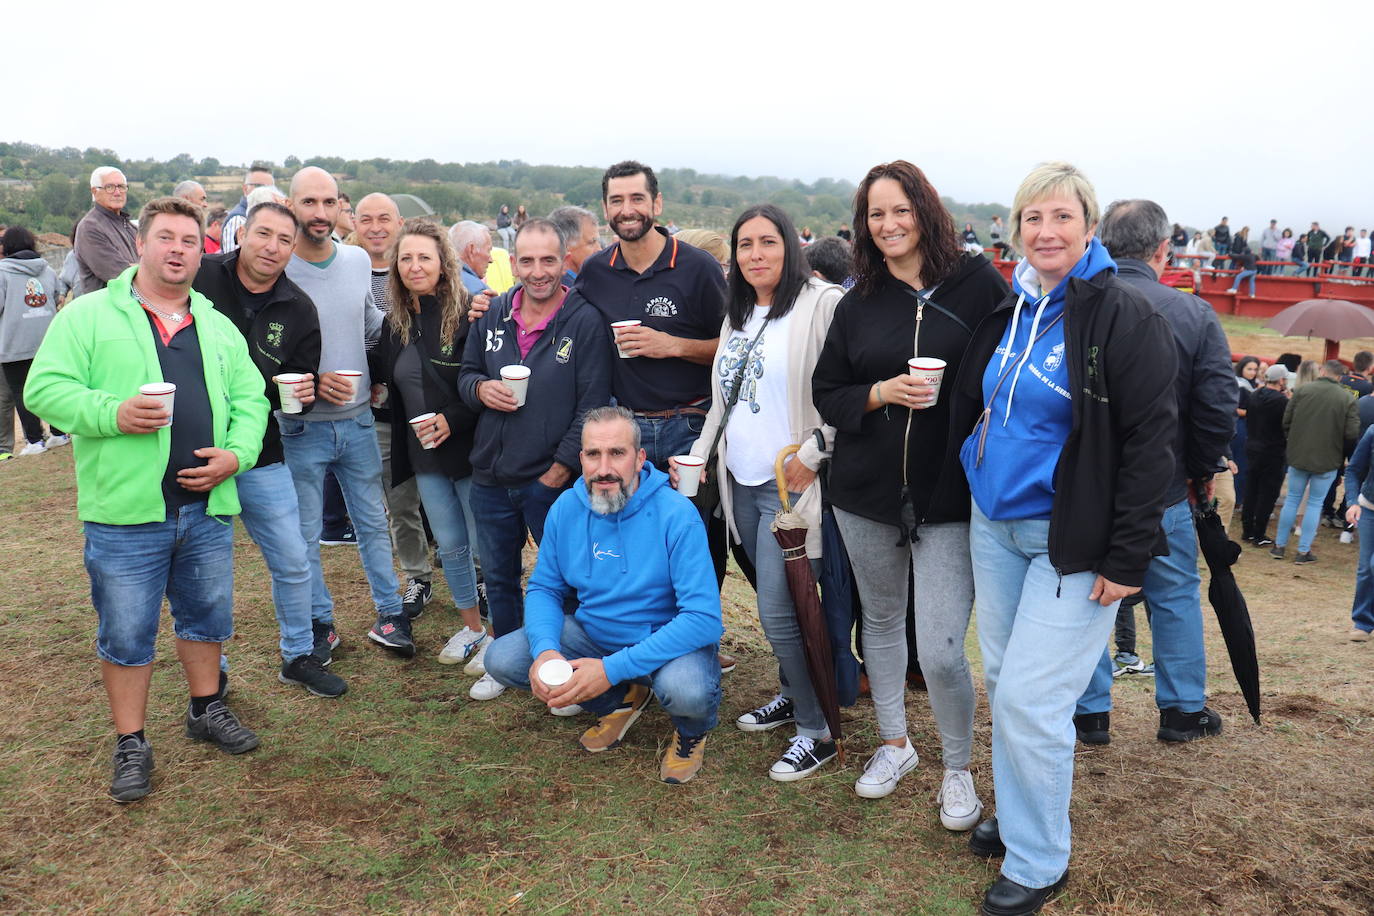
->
<box><xmin>285</xmin><ymin>242</ymin><xmax>383</xmax><ymax>421</ymax></box>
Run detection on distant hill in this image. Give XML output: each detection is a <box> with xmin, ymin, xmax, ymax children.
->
<box><xmin>0</xmin><ymin>140</ymin><xmax>1010</xmax><ymax>242</ymax></box>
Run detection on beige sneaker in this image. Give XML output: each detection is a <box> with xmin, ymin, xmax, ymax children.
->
<box><xmin>579</xmin><ymin>684</ymin><xmax>651</xmax><ymax>753</ymax></box>
<box><xmin>660</xmin><ymin>731</ymin><xmax>707</xmax><ymax>784</ymax></box>
<box><xmin>1351</xmin><ymin>627</ymin><xmax>1371</xmax><ymax>642</ymax></box>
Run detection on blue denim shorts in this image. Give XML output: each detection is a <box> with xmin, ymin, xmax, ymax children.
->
<box><xmin>83</xmin><ymin>502</ymin><xmax>235</xmax><ymax>666</ymax></box>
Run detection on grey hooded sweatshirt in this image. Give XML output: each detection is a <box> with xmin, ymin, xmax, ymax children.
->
<box><xmin>0</xmin><ymin>252</ymin><xmax>60</xmax><ymax>362</ymax></box>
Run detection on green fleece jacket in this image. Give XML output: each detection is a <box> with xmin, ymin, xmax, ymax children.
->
<box><xmin>25</xmin><ymin>266</ymin><xmax>268</xmax><ymax>523</ymax></box>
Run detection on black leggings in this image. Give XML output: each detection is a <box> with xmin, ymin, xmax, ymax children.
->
<box><xmin>0</xmin><ymin>360</ymin><xmax>61</xmax><ymax>444</ymax></box>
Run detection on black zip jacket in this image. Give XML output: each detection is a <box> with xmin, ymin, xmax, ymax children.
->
<box><xmin>812</xmin><ymin>253</ymin><xmax>1008</xmax><ymax>528</ymax></box>
<box><xmin>193</xmin><ymin>251</ymin><xmax>320</xmax><ymax>467</ymax></box>
<box><xmin>949</xmin><ymin>268</ymin><xmax>1179</xmax><ymax>588</ymax></box>
<box><xmin>369</xmin><ymin>295</ymin><xmax>479</xmax><ymax>486</ymax></box>
<box><xmin>458</xmin><ymin>286</ymin><xmax>612</xmax><ymax>488</ymax></box>
<box><xmin>1245</xmin><ymin>385</ymin><xmax>1288</xmax><ymax>458</ymax></box>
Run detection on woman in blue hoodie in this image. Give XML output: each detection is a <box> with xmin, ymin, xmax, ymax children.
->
<box><xmin>954</xmin><ymin>163</ymin><xmax>1177</xmax><ymax>916</ymax></box>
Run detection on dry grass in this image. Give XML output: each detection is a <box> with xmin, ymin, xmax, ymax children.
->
<box><xmin>1</xmin><ymin>397</ymin><xmax>1372</xmax><ymax>913</ymax></box>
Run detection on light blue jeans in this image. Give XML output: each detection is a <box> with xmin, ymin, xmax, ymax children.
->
<box><xmin>731</xmin><ymin>478</ymin><xmax>828</xmax><ymax>740</ymax></box>
<box><xmin>485</xmin><ymin>614</ymin><xmax>721</xmax><ymax>736</ymax></box>
<box><xmin>1275</xmin><ymin>467</ymin><xmax>1338</xmax><ymax>554</ymax></box>
<box><xmin>1231</xmin><ymin>269</ymin><xmax>1257</xmax><ymax>295</ymax></box>
<box><xmin>413</xmin><ymin>472</ymin><xmax>480</xmax><ymax>609</ymax></box>
<box><xmin>1352</xmin><ymin>507</ymin><xmax>1374</xmax><ymax>633</ymax></box>
<box><xmin>236</xmin><ymin>461</ymin><xmax>316</xmax><ymax>659</ymax></box>
<box><xmin>970</xmin><ymin>504</ymin><xmax>1118</xmax><ymax>889</ymax></box>
<box><xmin>1078</xmin><ymin>499</ymin><xmax>1207</xmax><ymax>714</ymax></box>
<box><xmin>279</xmin><ymin>412</ymin><xmax>402</xmax><ymax>622</ymax></box>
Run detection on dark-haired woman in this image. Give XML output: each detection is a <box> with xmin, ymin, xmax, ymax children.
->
<box><xmin>0</xmin><ymin>225</ymin><xmax>66</xmax><ymax>454</ymax></box>
<box><xmin>1230</xmin><ymin>355</ymin><xmax>1260</xmax><ymax>520</ymax></box>
<box><xmin>676</xmin><ymin>204</ymin><xmax>844</xmax><ymax>781</ymax></box>
<box><xmin>370</xmin><ymin>219</ymin><xmax>485</xmax><ymax>666</ymax></box>
<box><xmin>813</xmin><ymin>162</ymin><xmax>1007</xmax><ymax>820</ymax></box>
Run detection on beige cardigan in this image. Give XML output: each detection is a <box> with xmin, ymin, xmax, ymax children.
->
<box><xmin>689</xmin><ymin>277</ymin><xmax>844</xmax><ymax>559</ymax></box>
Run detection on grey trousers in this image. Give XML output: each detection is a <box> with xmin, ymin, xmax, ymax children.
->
<box><xmin>376</xmin><ymin>420</ymin><xmax>433</xmax><ymax>582</ymax></box>
<box><xmin>834</xmin><ymin>508</ymin><xmax>975</xmax><ymax>769</ymax></box>
<box><xmin>0</xmin><ymin>369</ymin><xmax>13</xmax><ymax>455</ymax></box>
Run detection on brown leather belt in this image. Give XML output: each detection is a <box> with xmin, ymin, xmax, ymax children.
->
<box><xmin>632</xmin><ymin>406</ymin><xmax>708</xmax><ymax>418</ymax></box>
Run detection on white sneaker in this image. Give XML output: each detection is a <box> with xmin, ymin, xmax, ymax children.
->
<box><xmin>469</xmin><ymin>672</ymin><xmax>506</xmax><ymax>701</ymax></box>
<box><xmin>463</xmin><ymin>636</ymin><xmax>491</xmax><ymax>676</ymax></box>
<box><xmin>438</xmin><ymin>628</ymin><xmax>488</xmax><ymax>665</ymax></box>
<box><xmin>854</xmin><ymin>741</ymin><xmax>919</xmax><ymax>799</ymax></box>
<box><xmin>45</xmin><ymin>434</ymin><xmax>71</xmax><ymax>448</ymax></box>
<box><xmin>938</xmin><ymin>768</ymin><xmax>983</xmax><ymax>831</ymax></box>
<box><xmin>18</xmin><ymin>441</ymin><xmax>46</xmax><ymax>456</ymax></box>
<box><xmin>549</xmin><ymin>704</ymin><xmax>583</xmax><ymax>716</ymax></box>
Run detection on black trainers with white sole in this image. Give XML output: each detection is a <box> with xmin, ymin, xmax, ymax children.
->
<box><xmin>402</xmin><ymin>579</ymin><xmax>432</xmax><ymax>621</ymax></box>
<box><xmin>736</xmin><ymin>695</ymin><xmax>796</xmax><ymax>732</ymax></box>
<box><xmin>768</xmin><ymin>735</ymin><xmax>838</xmax><ymax>782</ymax></box>
<box><xmin>368</xmin><ymin>615</ymin><xmax>415</xmax><ymax>658</ymax></box>
<box><xmin>311</xmin><ymin>620</ymin><xmax>340</xmax><ymax>666</ymax></box>
<box><xmin>280</xmin><ymin>654</ymin><xmax>348</xmax><ymax>697</ymax></box>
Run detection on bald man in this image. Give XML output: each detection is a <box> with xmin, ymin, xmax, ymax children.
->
<box><xmin>174</xmin><ymin>180</ymin><xmax>208</xmax><ymax>210</ymax></box>
<box><xmin>281</xmin><ymin>168</ymin><xmax>407</xmax><ymax>660</ymax></box>
<box><xmin>352</xmin><ymin>192</ymin><xmax>435</xmax><ymax>611</ymax></box>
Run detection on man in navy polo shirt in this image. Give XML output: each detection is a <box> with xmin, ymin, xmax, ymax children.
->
<box><xmin>573</xmin><ymin>161</ymin><xmax>726</xmax><ymax>469</ymax></box>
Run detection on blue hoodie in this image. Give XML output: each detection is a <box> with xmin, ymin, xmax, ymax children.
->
<box><xmin>960</xmin><ymin>237</ymin><xmax>1117</xmax><ymax>520</ymax></box>
<box><xmin>523</xmin><ymin>463</ymin><xmax>723</xmax><ymax>685</ymax></box>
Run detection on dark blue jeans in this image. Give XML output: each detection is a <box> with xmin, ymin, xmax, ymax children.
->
<box><xmin>469</xmin><ymin>478</ymin><xmax>566</xmax><ymax>636</ymax></box>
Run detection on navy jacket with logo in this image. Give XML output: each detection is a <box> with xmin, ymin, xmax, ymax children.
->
<box><xmin>458</xmin><ymin>286</ymin><xmax>613</xmax><ymax>487</ymax></box>
<box><xmin>193</xmin><ymin>251</ymin><xmax>321</xmax><ymax>467</ymax></box>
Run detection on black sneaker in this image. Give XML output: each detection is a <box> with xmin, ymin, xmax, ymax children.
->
<box><xmin>1157</xmin><ymin>706</ymin><xmax>1224</xmax><ymax>743</ymax></box>
<box><xmin>1294</xmin><ymin>551</ymin><xmax>1317</xmax><ymax>564</ymax></box>
<box><xmin>280</xmin><ymin>654</ymin><xmax>348</xmax><ymax>698</ymax></box>
<box><xmin>767</xmin><ymin>735</ymin><xmax>838</xmax><ymax>781</ymax></box>
<box><xmin>969</xmin><ymin>816</ymin><xmax>1005</xmax><ymax>858</ymax></box>
<box><xmin>402</xmin><ymin>578</ymin><xmax>432</xmax><ymax>621</ymax></box>
<box><xmin>1255</xmin><ymin>537</ymin><xmax>1275</xmax><ymax>547</ymax></box>
<box><xmin>320</xmin><ymin>527</ymin><xmax>357</xmax><ymax>547</ymax></box>
<box><xmin>1073</xmin><ymin>711</ymin><xmax>1110</xmax><ymax>745</ymax></box>
<box><xmin>185</xmin><ymin>700</ymin><xmax>260</xmax><ymax>754</ymax></box>
<box><xmin>311</xmin><ymin>620</ymin><xmax>340</xmax><ymax>666</ymax></box>
<box><xmin>1269</xmin><ymin>545</ymin><xmax>1286</xmax><ymax>560</ymax></box>
<box><xmin>110</xmin><ymin>734</ymin><xmax>154</xmax><ymax>803</ymax></box>
<box><xmin>368</xmin><ymin>614</ymin><xmax>415</xmax><ymax>658</ymax></box>
<box><xmin>735</xmin><ymin>695</ymin><xmax>796</xmax><ymax>732</ymax></box>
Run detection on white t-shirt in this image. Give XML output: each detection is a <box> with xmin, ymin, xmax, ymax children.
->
<box><xmin>721</xmin><ymin>305</ymin><xmax>794</xmax><ymax>486</ymax></box>
<box><xmin>1356</xmin><ymin>236</ymin><xmax>1372</xmax><ymax>259</ymax></box>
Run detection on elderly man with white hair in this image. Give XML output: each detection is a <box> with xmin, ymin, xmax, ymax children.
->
<box><xmin>448</xmin><ymin>221</ymin><xmax>495</xmax><ymax>296</ymax></box>
<box><xmin>174</xmin><ymin>180</ymin><xmax>208</xmax><ymax>210</ymax></box>
<box><xmin>74</xmin><ymin>166</ymin><xmax>138</xmax><ymax>295</ymax></box>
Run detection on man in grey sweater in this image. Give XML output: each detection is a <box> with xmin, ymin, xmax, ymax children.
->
<box><xmin>74</xmin><ymin>166</ymin><xmax>138</xmax><ymax>296</ymax></box>
<box><xmin>280</xmin><ymin>167</ymin><xmax>406</xmax><ymax>660</ymax></box>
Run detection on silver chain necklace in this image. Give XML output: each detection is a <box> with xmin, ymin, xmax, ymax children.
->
<box><xmin>131</xmin><ymin>284</ymin><xmax>188</xmax><ymax>324</ymax></box>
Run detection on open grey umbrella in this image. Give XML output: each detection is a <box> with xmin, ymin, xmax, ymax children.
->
<box><xmin>1265</xmin><ymin>299</ymin><xmax>1374</xmax><ymax>362</ymax></box>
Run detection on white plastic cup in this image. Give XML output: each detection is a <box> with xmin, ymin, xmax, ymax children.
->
<box><xmin>611</xmin><ymin>320</ymin><xmax>642</xmax><ymax>358</ymax></box>
<box><xmin>673</xmin><ymin>455</ymin><xmax>706</xmax><ymax>497</ymax></box>
<box><xmin>1340</xmin><ymin>530</ymin><xmax>1354</xmax><ymax>544</ymax></box>
<box><xmin>538</xmin><ymin>658</ymin><xmax>573</xmax><ymax>688</ymax></box>
<box><xmin>409</xmin><ymin>412</ymin><xmax>439</xmax><ymax>449</ymax></box>
<box><xmin>500</xmin><ymin>365</ymin><xmax>531</xmax><ymax>407</ymax></box>
<box><xmin>139</xmin><ymin>382</ymin><xmax>175</xmax><ymax>427</ymax></box>
<box><xmin>335</xmin><ymin>369</ymin><xmax>362</xmax><ymax>401</ymax></box>
<box><xmin>275</xmin><ymin>372</ymin><xmax>305</xmax><ymax>414</ymax></box>
<box><xmin>907</xmin><ymin>357</ymin><xmax>947</xmax><ymax>408</ymax></box>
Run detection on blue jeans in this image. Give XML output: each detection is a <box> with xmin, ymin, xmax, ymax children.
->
<box><xmin>731</xmin><ymin>478</ymin><xmax>828</xmax><ymax>738</ymax></box>
<box><xmin>236</xmin><ymin>461</ymin><xmax>315</xmax><ymax>660</ymax></box>
<box><xmin>485</xmin><ymin>615</ymin><xmax>720</xmax><ymax>736</ymax></box>
<box><xmin>1275</xmin><ymin>467</ymin><xmax>1338</xmax><ymax>554</ymax></box>
<box><xmin>1231</xmin><ymin>269</ymin><xmax>1257</xmax><ymax>295</ymax></box>
<box><xmin>414</xmin><ymin>472</ymin><xmax>479</xmax><ymax>609</ymax></box>
<box><xmin>633</xmin><ymin>412</ymin><xmax>705</xmax><ymax>471</ymax></box>
<box><xmin>1351</xmin><ymin>508</ymin><xmax>1374</xmax><ymax>633</ymax></box>
<box><xmin>1077</xmin><ymin>499</ymin><xmax>1207</xmax><ymax>714</ymax></box>
<box><xmin>84</xmin><ymin>502</ymin><xmax>235</xmax><ymax>667</ymax></box>
<box><xmin>279</xmin><ymin>413</ymin><xmax>401</xmax><ymax>622</ymax></box>
<box><xmin>469</xmin><ymin>478</ymin><xmax>565</xmax><ymax>636</ymax></box>
<box><xmin>969</xmin><ymin>505</ymin><xmax>1117</xmax><ymax>889</ymax></box>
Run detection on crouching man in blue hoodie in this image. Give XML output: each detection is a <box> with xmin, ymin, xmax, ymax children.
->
<box><xmin>484</xmin><ymin>406</ymin><xmax>724</xmax><ymax>784</ymax></box>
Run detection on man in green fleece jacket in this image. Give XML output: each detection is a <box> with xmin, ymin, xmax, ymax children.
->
<box><xmin>25</xmin><ymin>197</ymin><xmax>269</xmax><ymax>803</ymax></box>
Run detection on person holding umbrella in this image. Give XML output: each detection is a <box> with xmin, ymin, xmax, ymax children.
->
<box><xmin>812</xmin><ymin>161</ymin><xmax>1007</xmax><ymax>820</ymax></box>
<box><xmin>955</xmin><ymin>162</ymin><xmax>1177</xmax><ymax>915</ymax></box>
<box><xmin>675</xmin><ymin>203</ymin><xmax>845</xmax><ymax>781</ymax></box>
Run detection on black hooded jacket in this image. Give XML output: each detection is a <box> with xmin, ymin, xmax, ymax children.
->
<box><xmin>812</xmin><ymin>253</ymin><xmax>1009</xmax><ymax>529</ymax></box>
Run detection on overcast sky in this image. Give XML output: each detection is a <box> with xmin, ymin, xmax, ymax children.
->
<box><xmin>15</xmin><ymin>2</ymin><xmax>1371</xmax><ymax>232</ymax></box>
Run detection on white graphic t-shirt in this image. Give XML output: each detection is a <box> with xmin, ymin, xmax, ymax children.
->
<box><xmin>721</xmin><ymin>304</ymin><xmax>794</xmax><ymax>486</ymax></box>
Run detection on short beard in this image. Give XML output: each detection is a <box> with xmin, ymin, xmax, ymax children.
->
<box><xmin>587</xmin><ymin>476</ymin><xmax>630</xmax><ymax>515</ymax></box>
<box><xmin>611</xmin><ymin>216</ymin><xmax>653</xmax><ymax>243</ymax></box>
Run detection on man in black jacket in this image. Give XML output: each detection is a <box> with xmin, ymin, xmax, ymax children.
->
<box><xmin>1243</xmin><ymin>365</ymin><xmax>1291</xmax><ymax>545</ymax></box>
<box><xmin>458</xmin><ymin>219</ymin><xmax>613</xmax><ymax>701</ymax></box>
<box><xmin>1073</xmin><ymin>200</ymin><xmax>1235</xmax><ymax>744</ymax></box>
<box><xmin>193</xmin><ymin>202</ymin><xmax>346</xmax><ymax>698</ymax></box>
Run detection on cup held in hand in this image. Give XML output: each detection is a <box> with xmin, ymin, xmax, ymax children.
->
<box><xmin>139</xmin><ymin>382</ymin><xmax>176</xmax><ymax>427</ymax></box>
<box><xmin>275</xmin><ymin>372</ymin><xmax>305</xmax><ymax>414</ymax></box>
<box><xmin>335</xmin><ymin>369</ymin><xmax>363</xmax><ymax>400</ymax></box>
<box><xmin>673</xmin><ymin>455</ymin><xmax>706</xmax><ymax>497</ymax></box>
<box><xmin>907</xmin><ymin>357</ymin><xmax>946</xmax><ymax>408</ymax></box>
<box><xmin>500</xmin><ymin>365</ymin><xmax>531</xmax><ymax>407</ymax></box>
<box><xmin>538</xmin><ymin>658</ymin><xmax>573</xmax><ymax>688</ymax></box>
<box><xmin>611</xmin><ymin>320</ymin><xmax>642</xmax><ymax>358</ymax></box>
<box><xmin>409</xmin><ymin>412</ymin><xmax>439</xmax><ymax>449</ymax></box>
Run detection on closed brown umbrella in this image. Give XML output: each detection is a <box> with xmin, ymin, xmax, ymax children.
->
<box><xmin>1264</xmin><ymin>300</ymin><xmax>1374</xmax><ymax>361</ymax></box>
<box><xmin>771</xmin><ymin>445</ymin><xmax>845</xmax><ymax>759</ymax></box>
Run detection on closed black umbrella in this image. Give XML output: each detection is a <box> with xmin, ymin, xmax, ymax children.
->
<box><xmin>1191</xmin><ymin>487</ymin><xmax>1262</xmax><ymax>723</ymax></box>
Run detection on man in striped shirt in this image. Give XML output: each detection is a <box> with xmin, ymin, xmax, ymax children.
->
<box><xmin>221</xmin><ymin>165</ymin><xmax>276</xmax><ymax>255</ymax></box>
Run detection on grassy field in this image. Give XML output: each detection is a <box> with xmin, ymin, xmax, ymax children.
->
<box><xmin>1</xmin><ymin>316</ymin><xmax>1372</xmax><ymax>914</ymax></box>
